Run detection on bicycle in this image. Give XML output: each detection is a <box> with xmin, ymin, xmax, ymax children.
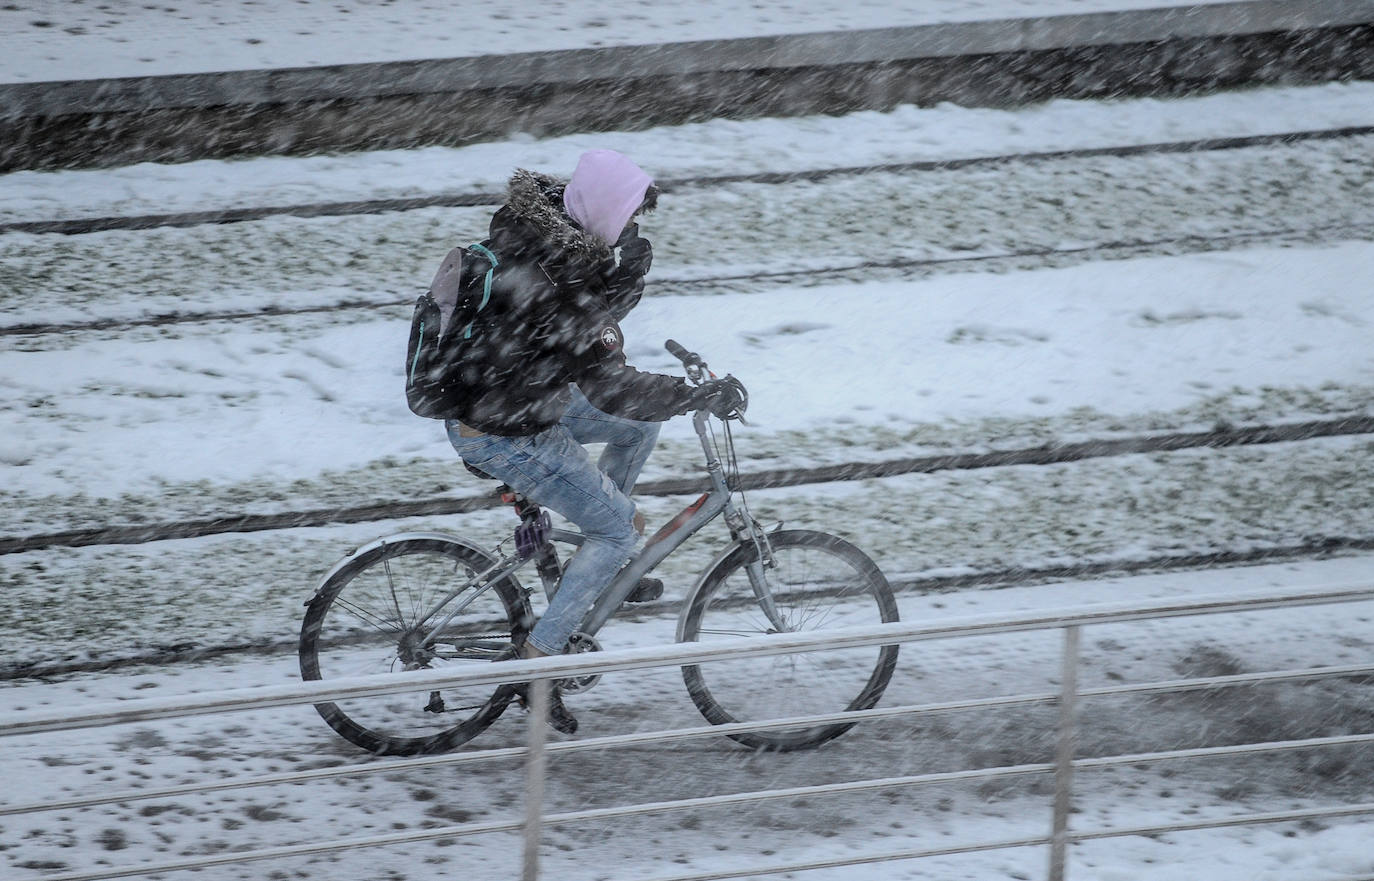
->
<box><xmin>299</xmin><ymin>341</ymin><xmax>899</xmax><ymax>755</ymax></box>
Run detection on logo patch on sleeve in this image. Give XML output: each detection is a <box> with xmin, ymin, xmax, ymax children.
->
<box><xmin>600</xmin><ymin>326</ymin><xmax>622</xmax><ymax>350</ymax></box>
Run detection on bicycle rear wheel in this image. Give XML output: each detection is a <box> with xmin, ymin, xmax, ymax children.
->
<box><xmin>299</xmin><ymin>537</ymin><xmax>531</xmax><ymax>755</ymax></box>
<box><xmin>679</xmin><ymin>529</ymin><xmax>899</xmax><ymax>750</ymax></box>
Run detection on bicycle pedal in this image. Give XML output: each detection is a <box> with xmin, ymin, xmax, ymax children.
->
<box><xmin>560</xmin><ymin>633</ymin><xmax>602</xmax><ymax>694</ymax></box>
<box><xmin>624</xmin><ymin>576</ymin><xmax>664</xmax><ymax>603</ymax></box>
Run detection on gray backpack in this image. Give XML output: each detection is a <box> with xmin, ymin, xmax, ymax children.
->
<box><xmin>404</xmin><ymin>242</ymin><xmax>499</xmax><ymax>419</ymax></box>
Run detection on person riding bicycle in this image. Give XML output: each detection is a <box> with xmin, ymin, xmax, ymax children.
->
<box><xmin>442</xmin><ymin>150</ymin><xmax>742</xmax><ymax>733</ymax></box>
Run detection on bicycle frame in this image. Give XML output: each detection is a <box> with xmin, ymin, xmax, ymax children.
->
<box><xmin>578</xmin><ymin>409</ymin><xmax>737</xmax><ymax>634</ymax></box>
<box><xmin>409</xmin><ymin>408</ymin><xmax>782</xmax><ymax>653</ymax></box>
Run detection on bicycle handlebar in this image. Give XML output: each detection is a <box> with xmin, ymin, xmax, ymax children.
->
<box><xmin>665</xmin><ymin>338</ymin><xmax>714</xmax><ymax>384</ymax></box>
<box><xmin>665</xmin><ymin>339</ymin><xmax>747</xmax><ymax>422</ymax></box>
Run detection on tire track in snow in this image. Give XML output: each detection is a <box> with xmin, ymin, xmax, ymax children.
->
<box><xmin>4</xmin><ymin>220</ymin><xmax>1372</xmax><ymax>338</ymax></box>
<box><xmin>4</xmin><ymin>125</ymin><xmax>1371</xmax><ymax>237</ymax></box>
<box><xmin>2</xmin><ymin>414</ymin><xmax>1371</xmax><ymax>556</ymax></box>
<box><xmin>5</xmin><ymin>532</ymin><xmax>1372</xmax><ymax>680</ymax></box>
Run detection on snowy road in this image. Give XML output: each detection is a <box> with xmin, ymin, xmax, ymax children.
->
<box><xmin>3</xmin><ymin>433</ymin><xmax>1374</xmax><ymax>671</ymax></box>
<box><xmin>3</xmin><ymin>80</ymin><xmax>1374</xmax><ymax>879</ymax></box>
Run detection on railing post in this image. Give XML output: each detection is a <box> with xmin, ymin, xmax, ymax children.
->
<box><xmin>1049</xmin><ymin>624</ymin><xmax>1081</xmax><ymax>881</ymax></box>
<box><xmin>522</xmin><ymin>677</ymin><xmax>550</xmax><ymax>881</ymax></box>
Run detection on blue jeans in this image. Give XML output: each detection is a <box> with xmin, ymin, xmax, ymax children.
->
<box><xmin>445</xmin><ymin>389</ymin><xmax>660</xmax><ymax>655</ymax></box>
<box><xmin>561</xmin><ymin>385</ymin><xmax>660</xmax><ymax>495</ymax></box>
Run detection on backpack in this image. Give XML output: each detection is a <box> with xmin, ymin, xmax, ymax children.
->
<box><xmin>404</xmin><ymin>242</ymin><xmax>500</xmax><ymax>419</ymax></box>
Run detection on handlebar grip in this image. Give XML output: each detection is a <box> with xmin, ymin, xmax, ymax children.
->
<box><xmin>665</xmin><ymin>339</ymin><xmax>717</xmax><ymax>381</ymax></box>
<box><xmin>665</xmin><ymin>339</ymin><xmax>692</xmax><ymax>363</ymax></box>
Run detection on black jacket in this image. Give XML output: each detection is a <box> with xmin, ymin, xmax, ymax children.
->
<box><xmin>445</xmin><ymin>170</ymin><xmax>693</xmax><ymax>436</ymax></box>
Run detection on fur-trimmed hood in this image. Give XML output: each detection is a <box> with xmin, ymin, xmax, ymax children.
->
<box><xmin>497</xmin><ymin>169</ymin><xmax>614</xmax><ymax>264</ymax></box>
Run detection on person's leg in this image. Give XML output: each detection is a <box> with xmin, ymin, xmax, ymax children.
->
<box><xmin>560</xmin><ymin>386</ymin><xmax>665</xmax><ymax>598</ymax></box>
<box><xmin>561</xmin><ymin>384</ymin><xmax>661</xmax><ymax>496</ymax></box>
<box><xmin>447</xmin><ymin>421</ymin><xmax>638</xmax><ymax>656</ymax></box>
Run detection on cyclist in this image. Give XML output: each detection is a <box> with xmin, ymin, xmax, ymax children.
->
<box><xmin>443</xmin><ymin>150</ymin><xmax>741</xmax><ymax>732</ymax></box>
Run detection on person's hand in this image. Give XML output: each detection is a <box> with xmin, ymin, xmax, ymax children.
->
<box><xmin>684</xmin><ymin>376</ymin><xmax>748</xmax><ymax>419</ymax></box>
<box><xmin>617</xmin><ymin>224</ymin><xmax>653</xmax><ymax>279</ymax></box>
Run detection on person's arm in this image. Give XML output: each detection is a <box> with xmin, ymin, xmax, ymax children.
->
<box><xmin>567</xmin><ymin>311</ymin><xmax>694</xmax><ymax>421</ymax></box>
<box><xmin>603</xmin><ymin>225</ymin><xmax>652</xmax><ymax>321</ymax></box>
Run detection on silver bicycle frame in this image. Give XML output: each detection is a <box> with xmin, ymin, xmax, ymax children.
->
<box><xmin>415</xmin><ymin>409</ymin><xmax>776</xmax><ymax>650</ymax></box>
<box><xmin>576</xmin><ymin>410</ymin><xmax>757</xmax><ymax>637</ymax></box>
<box><xmin>416</xmin><ymin>552</ymin><xmax>527</xmax><ymax>646</ymax></box>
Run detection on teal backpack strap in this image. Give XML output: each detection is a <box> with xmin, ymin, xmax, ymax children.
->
<box><xmin>463</xmin><ymin>242</ymin><xmax>499</xmax><ymax>340</ymax></box>
<box><xmin>408</xmin><ymin>316</ymin><xmax>425</xmax><ymax>384</ymax></box>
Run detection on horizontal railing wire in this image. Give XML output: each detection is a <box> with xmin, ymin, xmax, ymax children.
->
<box><xmin>619</xmin><ymin>802</ymin><xmax>1374</xmax><ymax>881</ymax></box>
<box><xmin>6</xmin><ymin>582</ymin><xmax>1374</xmax><ymax>736</ymax></box>
<box><xmin>1068</xmin><ymin>800</ymin><xmax>1374</xmax><ymax>842</ymax></box>
<box><xmin>3</xmin><ymin>583</ymin><xmax>1373</xmax><ymax>880</ymax></box>
<box><xmin>18</xmin><ymin>743</ymin><xmax>1374</xmax><ymax>881</ymax></box>
<box><xmin>614</xmin><ymin>835</ymin><xmax>1057</xmax><ymax>881</ymax></box>
<box><xmin>6</xmin><ymin>662</ymin><xmax>1372</xmax><ymax>818</ymax></box>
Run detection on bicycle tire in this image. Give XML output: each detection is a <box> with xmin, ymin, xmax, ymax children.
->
<box><xmin>679</xmin><ymin>529</ymin><xmax>899</xmax><ymax>750</ymax></box>
<box><xmin>299</xmin><ymin>537</ymin><xmax>532</xmax><ymax>755</ymax></box>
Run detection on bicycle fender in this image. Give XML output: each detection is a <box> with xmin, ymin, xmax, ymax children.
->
<box><xmin>304</xmin><ymin>531</ymin><xmax>496</xmax><ymax>605</ymax></box>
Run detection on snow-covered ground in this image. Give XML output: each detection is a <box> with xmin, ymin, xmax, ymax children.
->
<box><xmin>3</xmin><ymin>239</ymin><xmax>1373</xmax><ymax>501</ymax></box>
<box><xmin>0</xmin><ymin>0</ymin><xmax>1247</xmax><ymax>83</ymax></box>
<box><xmin>2</xmin><ymin>39</ymin><xmax>1373</xmax><ymax>881</ymax></box>
<box><xmin>2</xmin><ymin>82</ymin><xmax>1372</xmax><ymax>518</ymax></box>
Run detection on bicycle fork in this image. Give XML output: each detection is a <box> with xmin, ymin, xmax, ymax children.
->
<box><xmin>724</xmin><ymin>504</ymin><xmax>790</xmax><ymax>633</ymax></box>
<box><xmin>691</xmin><ymin>405</ymin><xmax>790</xmax><ymax>635</ymax></box>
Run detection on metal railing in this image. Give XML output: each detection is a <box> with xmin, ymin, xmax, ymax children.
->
<box><xmin>3</xmin><ymin>581</ymin><xmax>1373</xmax><ymax>881</ymax></box>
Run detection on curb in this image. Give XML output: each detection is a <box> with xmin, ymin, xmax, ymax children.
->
<box><xmin>2</xmin><ymin>2</ymin><xmax>1373</xmax><ymax>170</ymax></box>
<box><xmin>4</xmin><ymin>1</ymin><xmax>1374</xmax><ymax>116</ymax></box>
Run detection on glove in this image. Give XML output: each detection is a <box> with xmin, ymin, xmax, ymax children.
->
<box><xmin>683</xmin><ymin>376</ymin><xmax>748</xmax><ymax>419</ymax></box>
<box><xmin>616</xmin><ymin>225</ymin><xmax>653</xmax><ymax>280</ymax></box>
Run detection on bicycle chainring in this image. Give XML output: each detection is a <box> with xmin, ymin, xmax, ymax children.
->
<box><xmin>558</xmin><ymin>632</ymin><xmax>602</xmax><ymax>694</ymax></box>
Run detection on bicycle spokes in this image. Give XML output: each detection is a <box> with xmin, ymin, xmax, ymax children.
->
<box><xmin>299</xmin><ymin>539</ymin><xmax>530</xmax><ymax>755</ymax></box>
<box><xmin>679</xmin><ymin>530</ymin><xmax>899</xmax><ymax>751</ymax></box>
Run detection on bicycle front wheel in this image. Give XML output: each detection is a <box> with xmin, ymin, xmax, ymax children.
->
<box><xmin>299</xmin><ymin>537</ymin><xmax>531</xmax><ymax>756</ymax></box>
<box><xmin>679</xmin><ymin>529</ymin><xmax>899</xmax><ymax>750</ymax></box>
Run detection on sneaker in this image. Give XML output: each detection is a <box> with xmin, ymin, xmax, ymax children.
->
<box><xmin>624</xmin><ymin>576</ymin><xmax>664</xmax><ymax>603</ymax></box>
<box><xmin>497</xmin><ymin>681</ymin><xmax>577</xmax><ymax>736</ymax></box>
<box><xmin>494</xmin><ymin>658</ymin><xmax>579</xmax><ymax>735</ymax></box>
<box><xmin>541</xmin><ymin>685</ymin><xmax>579</xmax><ymax>734</ymax></box>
